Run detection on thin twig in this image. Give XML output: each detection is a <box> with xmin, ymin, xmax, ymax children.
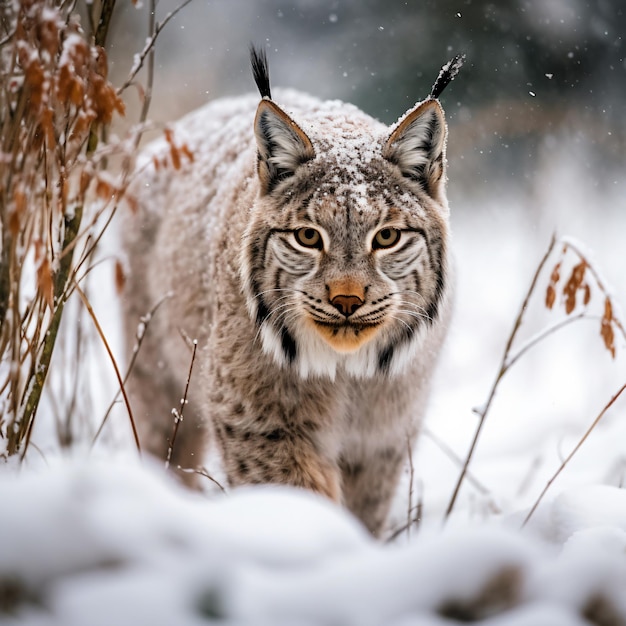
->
<box><xmin>0</xmin><ymin>25</ymin><xmax>15</xmax><ymax>48</ymax></box>
<box><xmin>386</xmin><ymin>485</ymin><xmax>423</xmax><ymax>543</ymax></box>
<box><xmin>74</xmin><ymin>281</ymin><xmax>141</xmax><ymax>454</ymax></box>
<box><xmin>504</xmin><ymin>312</ymin><xmax>591</xmax><ymax>370</ymax></box>
<box><xmin>522</xmin><ymin>380</ymin><xmax>626</xmax><ymax>527</ymax></box>
<box><xmin>186</xmin><ymin>467</ymin><xmax>227</xmax><ymax>494</ymax></box>
<box><xmin>116</xmin><ymin>0</ymin><xmax>196</xmax><ymax>96</ymax></box>
<box><xmin>91</xmin><ymin>293</ymin><xmax>171</xmax><ymax>448</ymax></box>
<box><xmin>422</xmin><ymin>427</ymin><xmax>495</xmax><ymax>500</ymax></box>
<box><xmin>138</xmin><ymin>0</ymin><xmax>156</xmax><ymax>126</ymax></box>
<box><xmin>444</xmin><ymin>235</ymin><xmax>558</xmax><ymax>521</ymax></box>
<box><xmin>94</xmin><ymin>0</ymin><xmax>116</xmax><ymax>48</ymax></box>
<box><xmin>165</xmin><ymin>339</ymin><xmax>197</xmax><ymax>470</ymax></box>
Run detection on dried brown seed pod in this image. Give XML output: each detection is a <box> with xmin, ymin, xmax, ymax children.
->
<box><xmin>601</xmin><ymin>297</ymin><xmax>616</xmax><ymax>358</ymax></box>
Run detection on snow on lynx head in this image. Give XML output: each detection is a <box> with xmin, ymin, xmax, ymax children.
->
<box><xmin>241</xmin><ymin>48</ymin><xmax>463</xmax><ymax>380</ymax></box>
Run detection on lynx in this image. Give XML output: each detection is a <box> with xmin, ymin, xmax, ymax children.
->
<box><xmin>122</xmin><ymin>49</ymin><xmax>463</xmax><ymax>536</ymax></box>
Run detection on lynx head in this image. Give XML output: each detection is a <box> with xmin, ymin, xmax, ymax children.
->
<box><xmin>242</xmin><ymin>48</ymin><xmax>463</xmax><ymax>379</ymax></box>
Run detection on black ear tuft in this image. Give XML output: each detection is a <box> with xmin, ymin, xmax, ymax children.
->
<box><xmin>250</xmin><ymin>44</ymin><xmax>272</xmax><ymax>100</ymax></box>
<box><xmin>430</xmin><ymin>54</ymin><xmax>465</xmax><ymax>100</ymax></box>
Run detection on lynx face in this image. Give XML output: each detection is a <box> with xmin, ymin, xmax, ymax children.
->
<box><xmin>242</xmin><ymin>97</ymin><xmax>450</xmax><ymax>380</ymax></box>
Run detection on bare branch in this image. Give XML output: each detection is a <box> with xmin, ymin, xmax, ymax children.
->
<box><xmin>94</xmin><ymin>0</ymin><xmax>117</xmax><ymax>47</ymax></box>
<box><xmin>444</xmin><ymin>235</ymin><xmax>557</xmax><ymax>521</ymax></box>
<box><xmin>522</xmin><ymin>380</ymin><xmax>626</xmax><ymax>527</ymax></box>
<box><xmin>91</xmin><ymin>293</ymin><xmax>171</xmax><ymax>449</ymax></box>
<box><xmin>185</xmin><ymin>467</ymin><xmax>227</xmax><ymax>494</ymax></box>
<box><xmin>74</xmin><ymin>281</ymin><xmax>141</xmax><ymax>454</ymax></box>
<box><xmin>165</xmin><ymin>338</ymin><xmax>198</xmax><ymax>469</ymax></box>
<box><xmin>504</xmin><ymin>312</ymin><xmax>591</xmax><ymax>370</ymax></box>
<box><xmin>386</xmin><ymin>484</ymin><xmax>423</xmax><ymax>543</ymax></box>
<box><xmin>422</xmin><ymin>427</ymin><xmax>495</xmax><ymax>500</ymax></box>
<box><xmin>117</xmin><ymin>0</ymin><xmax>196</xmax><ymax>96</ymax></box>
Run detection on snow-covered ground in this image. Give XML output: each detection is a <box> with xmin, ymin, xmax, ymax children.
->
<box><xmin>2</xmin><ymin>460</ymin><xmax>626</xmax><ymax>625</ymax></box>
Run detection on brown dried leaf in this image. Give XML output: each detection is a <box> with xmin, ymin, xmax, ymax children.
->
<box><xmin>604</xmin><ymin>296</ymin><xmax>613</xmax><ymax>322</ymax></box>
<box><xmin>9</xmin><ymin>211</ymin><xmax>21</xmax><ymax>237</ymax></box>
<box><xmin>549</xmin><ymin>261</ymin><xmax>561</xmax><ymax>286</ymax></box>
<box><xmin>10</xmin><ymin>189</ymin><xmax>27</xmax><ymax>236</ymax></box>
<box><xmin>62</xmin><ymin>178</ymin><xmax>70</xmax><ymax>204</ymax></box>
<box><xmin>125</xmin><ymin>194</ymin><xmax>139</xmax><ymax>214</ymax></box>
<box><xmin>601</xmin><ymin>297</ymin><xmax>616</xmax><ymax>358</ymax></box>
<box><xmin>37</xmin><ymin>256</ymin><xmax>55</xmax><ymax>311</ymax></box>
<box><xmin>170</xmin><ymin>145</ymin><xmax>181</xmax><ymax>170</ymax></box>
<box><xmin>39</xmin><ymin>108</ymin><xmax>55</xmax><ymax>145</ymax></box>
<box><xmin>90</xmin><ymin>74</ymin><xmax>125</xmax><ymax>124</ymax></box>
<box><xmin>80</xmin><ymin>170</ymin><xmax>92</xmax><ymax>195</ymax></box>
<box><xmin>601</xmin><ymin>320</ymin><xmax>616</xmax><ymax>359</ymax></box>
<box><xmin>572</xmin><ymin>261</ymin><xmax>587</xmax><ymax>290</ymax></box>
<box><xmin>23</xmin><ymin>57</ymin><xmax>45</xmax><ymax>114</ymax></box>
<box><xmin>114</xmin><ymin>260</ymin><xmax>126</xmax><ymax>294</ymax></box>
<box><xmin>164</xmin><ymin>128</ymin><xmax>182</xmax><ymax>170</ymax></box>
<box><xmin>69</xmin><ymin>78</ymin><xmax>84</xmax><ymax>107</ymax></box>
<box><xmin>13</xmin><ymin>189</ymin><xmax>26</xmax><ymax>213</ymax></box>
<box><xmin>36</xmin><ymin>9</ymin><xmax>60</xmax><ymax>57</ymax></box>
<box><xmin>95</xmin><ymin>177</ymin><xmax>115</xmax><ymax>200</ymax></box>
<box><xmin>57</xmin><ymin>64</ymin><xmax>74</xmax><ymax>107</ymax></box>
<box><xmin>70</xmin><ymin>113</ymin><xmax>91</xmax><ymax>144</ymax></box>
<box><xmin>562</xmin><ymin>261</ymin><xmax>587</xmax><ymax>315</ymax></box>
<box><xmin>181</xmin><ymin>143</ymin><xmax>195</xmax><ymax>162</ymax></box>
<box><xmin>94</xmin><ymin>46</ymin><xmax>109</xmax><ymax>80</ymax></box>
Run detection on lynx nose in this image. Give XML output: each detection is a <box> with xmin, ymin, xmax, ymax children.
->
<box><xmin>331</xmin><ymin>294</ymin><xmax>364</xmax><ymax>317</ymax></box>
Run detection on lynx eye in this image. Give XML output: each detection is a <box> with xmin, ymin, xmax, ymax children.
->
<box><xmin>373</xmin><ymin>227</ymin><xmax>400</xmax><ymax>250</ymax></box>
<box><xmin>294</xmin><ymin>227</ymin><xmax>323</xmax><ymax>250</ymax></box>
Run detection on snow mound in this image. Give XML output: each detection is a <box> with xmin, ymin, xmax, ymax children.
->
<box><xmin>1</xmin><ymin>461</ymin><xmax>625</xmax><ymax>625</ymax></box>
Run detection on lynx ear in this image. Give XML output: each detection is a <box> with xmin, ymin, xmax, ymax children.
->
<box><xmin>383</xmin><ymin>99</ymin><xmax>447</xmax><ymax>200</ymax></box>
<box><xmin>254</xmin><ymin>100</ymin><xmax>315</xmax><ymax>195</ymax></box>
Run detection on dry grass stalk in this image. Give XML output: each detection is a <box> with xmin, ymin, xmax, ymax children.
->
<box><xmin>91</xmin><ymin>293</ymin><xmax>172</xmax><ymax>449</ymax></box>
<box><xmin>0</xmin><ymin>0</ymin><xmax>195</xmax><ymax>460</ymax></box>
<box><xmin>74</xmin><ymin>281</ymin><xmax>140</xmax><ymax>452</ymax></box>
<box><xmin>0</xmin><ymin>0</ymin><xmax>124</xmax><ymax>458</ymax></box>
<box><xmin>522</xmin><ymin>379</ymin><xmax>626</xmax><ymax>527</ymax></box>
<box><xmin>165</xmin><ymin>339</ymin><xmax>198</xmax><ymax>471</ymax></box>
<box><xmin>387</xmin><ymin>481</ymin><xmax>423</xmax><ymax>543</ymax></box>
<box><xmin>445</xmin><ymin>235</ymin><xmax>625</xmax><ymax>521</ymax></box>
<box><xmin>188</xmin><ymin>467</ymin><xmax>227</xmax><ymax>494</ymax></box>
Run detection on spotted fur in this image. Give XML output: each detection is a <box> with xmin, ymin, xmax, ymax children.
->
<box><xmin>122</xmin><ymin>51</ymin><xmax>460</xmax><ymax>537</ymax></box>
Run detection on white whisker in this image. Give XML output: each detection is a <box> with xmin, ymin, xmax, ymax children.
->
<box><xmin>253</xmin><ymin>287</ymin><xmax>301</xmax><ymax>300</ymax></box>
<box><xmin>396</xmin><ymin>309</ymin><xmax>431</xmax><ymax>323</ymax></box>
<box><xmin>388</xmin><ymin>315</ymin><xmax>413</xmax><ymax>332</ymax></box>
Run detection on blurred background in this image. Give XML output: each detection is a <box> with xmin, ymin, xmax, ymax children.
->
<box><xmin>106</xmin><ymin>0</ymin><xmax>625</xmax><ymax>201</ymax></box>
<box><xmin>86</xmin><ymin>0</ymin><xmax>626</xmax><ymax>523</ymax></box>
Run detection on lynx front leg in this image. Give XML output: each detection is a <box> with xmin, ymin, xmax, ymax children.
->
<box><xmin>340</xmin><ymin>444</ymin><xmax>406</xmax><ymax>537</ymax></box>
<box><xmin>215</xmin><ymin>421</ymin><xmax>341</xmax><ymax>502</ymax></box>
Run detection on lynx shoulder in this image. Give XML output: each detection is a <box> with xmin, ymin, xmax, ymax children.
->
<box><xmin>122</xmin><ymin>49</ymin><xmax>463</xmax><ymax>536</ymax></box>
